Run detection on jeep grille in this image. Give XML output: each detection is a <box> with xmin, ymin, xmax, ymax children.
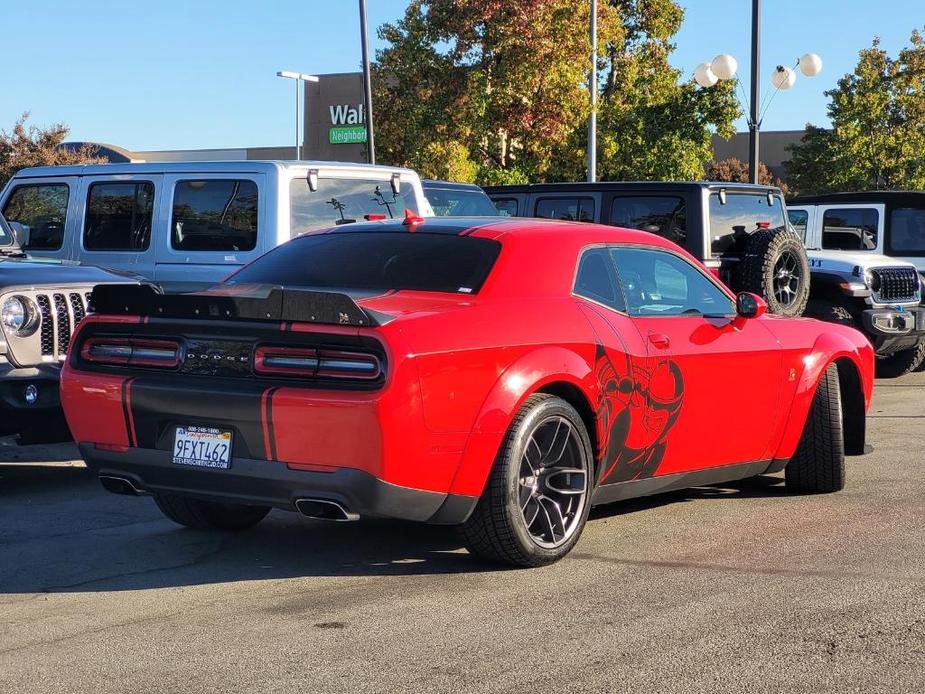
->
<box><xmin>2</xmin><ymin>289</ymin><xmax>94</xmax><ymax>366</ymax></box>
<box><xmin>871</xmin><ymin>267</ymin><xmax>920</xmax><ymax>304</ymax></box>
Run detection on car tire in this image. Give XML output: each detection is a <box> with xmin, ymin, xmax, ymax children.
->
<box><xmin>153</xmin><ymin>492</ymin><xmax>271</xmax><ymax>530</ymax></box>
<box><xmin>460</xmin><ymin>393</ymin><xmax>594</xmax><ymax>567</ymax></box>
<box><xmin>875</xmin><ymin>340</ymin><xmax>925</xmax><ymax>378</ymax></box>
<box><xmin>737</xmin><ymin>228</ymin><xmax>810</xmax><ymax>317</ymax></box>
<box><xmin>785</xmin><ymin>363</ymin><xmax>845</xmax><ymax>493</ymax></box>
<box><xmin>804</xmin><ymin>298</ymin><xmax>855</xmax><ymax>326</ymax></box>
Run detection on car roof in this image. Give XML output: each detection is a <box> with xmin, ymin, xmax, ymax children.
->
<box><xmin>484</xmin><ymin>180</ymin><xmax>782</xmax><ymax>194</ymax></box>
<box><xmin>790</xmin><ymin>191</ymin><xmax>925</xmax><ymax>205</ymax></box>
<box><xmin>421</xmin><ymin>180</ymin><xmax>485</xmax><ymax>191</ymax></box>
<box><xmin>11</xmin><ymin>160</ymin><xmax>417</xmax><ymax>178</ymax></box>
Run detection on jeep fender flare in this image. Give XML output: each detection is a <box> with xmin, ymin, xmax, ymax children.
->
<box><xmin>447</xmin><ymin>346</ymin><xmax>595</xmax><ymax>497</ymax></box>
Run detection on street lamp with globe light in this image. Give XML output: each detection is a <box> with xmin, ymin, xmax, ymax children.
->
<box><xmin>693</xmin><ymin>2</ymin><xmax>822</xmax><ymax>184</ymax></box>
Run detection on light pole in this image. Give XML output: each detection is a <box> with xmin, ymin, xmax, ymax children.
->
<box><xmin>277</xmin><ymin>70</ymin><xmax>319</xmax><ymax>160</ymax></box>
<box><xmin>693</xmin><ymin>0</ymin><xmax>822</xmax><ymax>183</ymax></box>
<box><xmin>359</xmin><ymin>0</ymin><xmax>376</xmax><ymax>164</ymax></box>
<box><xmin>587</xmin><ymin>0</ymin><xmax>598</xmax><ymax>183</ymax></box>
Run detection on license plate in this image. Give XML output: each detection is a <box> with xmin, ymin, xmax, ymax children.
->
<box><xmin>172</xmin><ymin>426</ymin><xmax>233</xmax><ymax>469</ymax></box>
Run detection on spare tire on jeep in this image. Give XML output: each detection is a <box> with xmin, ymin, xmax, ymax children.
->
<box><xmin>735</xmin><ymin>227</ymin><xmax>810</xmax><ymax>317</ymax></box>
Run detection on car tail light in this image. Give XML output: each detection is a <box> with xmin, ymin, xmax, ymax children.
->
<box><xmin>81</xmin><ymin>337</ymin><xmax>180</xmax><ymax>368</ymax></box>
<box><xmin>254</xmin><ymin>346</ymin><xmax>381</xmax><ymax>380</ymax></box>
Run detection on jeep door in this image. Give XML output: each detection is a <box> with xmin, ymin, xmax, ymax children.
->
<box><xmin>74</xmin><ymin>175</ymin><xmax>161</xmax><ymax>278</ymax></box>
<box><xmin>154</xmin><ymin>173</ymin><xmax>267</xmax><ymax>291</ymax></box>
<box><xmin>609</xmin><ymin>245</ymin><xmax>783</xmax><ymax>474</ymax></box>
<box><xmin>0</xmin><ymin>176</ymin><xmax>79</xmax><ymax>260</ymax></box>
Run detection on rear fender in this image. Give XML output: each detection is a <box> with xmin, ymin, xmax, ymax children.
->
<box><xmin>773</xmin><ymin>331</ymin><xmax>873</xmax><ymax>460</ymax></box>
<box><xmin>448</xmin><ymin>346</ymin><xmax>594</xmax><ymax>497</ymax></box>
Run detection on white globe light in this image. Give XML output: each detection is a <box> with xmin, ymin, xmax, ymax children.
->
<box><xmin>799</xmin><ymin>52</ymin><xmax>823</xmax><ymax>77</ymax></box>
<box><xmin>771</xmin><ymin>65</ymin><xmax>797</xmax><ymax>90</ymax></box>
<box><xmin>694</xmin><ymin>62</ymin><xmax>718</xmax><ymax>88</ymax></box>
<box><xmin>711</xmin><ymin>54</ymin><xmax>738</xmax><ymax>80</ymax></box>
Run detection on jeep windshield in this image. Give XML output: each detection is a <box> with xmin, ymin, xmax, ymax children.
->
<box><xmin>227</xmin><ymin>231</ymin><xmax>501</xmax><ymax>294</ymax></box>
<box><xmin>0</xmin><ymin>213</ymin><xmax>16</xmax><ymax>247</ymax></box>
<box><xmin>289</xmin><ymin>178</ymin><xmax>415</xmax><ymax>237</ymax></box>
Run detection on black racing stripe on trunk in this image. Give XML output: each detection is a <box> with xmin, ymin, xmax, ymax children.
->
<box><xmin>121</xmin><ymin>378</ymin><xmax>136</xmax><ymax>447</ymax></box>
<box><xmin>264</xmin><ymin>386</ymin><xmax>280</xmax><ymax>461</ymax></box>
<box><xmin>129</xmin><ymin>377</ymin><xmax>268</xmax><ymax>459</ymax></box>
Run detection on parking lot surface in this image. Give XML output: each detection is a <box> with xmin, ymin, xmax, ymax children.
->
<box><xmin>1</xmin><ymin>373</ymin><xmax>923</xmax><ymax>694</ymax></box>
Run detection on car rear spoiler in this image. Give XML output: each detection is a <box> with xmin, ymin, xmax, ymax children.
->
<box><xmin>90</xmin><ymin>283</ymin><xmax>390</xmax><ymax>327</ymax></box>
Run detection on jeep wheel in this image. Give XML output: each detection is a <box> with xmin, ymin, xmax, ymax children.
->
<box><xmin>737</xmin><ymin>228</ymin><xmax>810</xmax><ymax>317</ymax></box>
<box><xmin>785</xmin><ymin>363</ymin><xmax>845</xmax><ymax>493</ymax></box>
<box><xmin>154</xmin><ymin>493</ymin><xmax>271</xmax><ymax>530</ymax></box>
<box><xmin>461</xmin><ymin>394</ymin><xmax>593</xmax><ymax>567</ymax></box>
<box><xmin>875</xmin><ymin>340</ymin><xmax>925</xmax><ymax>379</ymax></box>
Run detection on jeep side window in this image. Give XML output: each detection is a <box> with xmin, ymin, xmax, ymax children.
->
<box><xmin>171</xmin><ymin>180</ymin><xmax>258</xmax><ymax>252</ymax></box>
<box><xmin>2</xmin><ymin>184</ymin><xmax>69</xmax><ymax>250</ymax></box>
<box><xmin>787</xmin><ymin>209</ymin><xmax>809</xmax><ymax>241</ymax></box>
<box><xmin>610</xmin><ymin>196</ymin><xmax>686</xmax><ymax>247</ymax></box>
<box><xmin>821</xmin><ymin>208</ymin><xmax>878</xmax><ymax>251</ymax></box>
<box><xmin>574</xmin><ymin>247</ymin><xmax>625</xmax><ymax>312</ymax></box>
<box><xmin>492</xmin><ymin>197</ymin><xmax>518</xmax><ymax>217</ymax></box>
<box><xmin>889</xmin><ymin>208</ymin><xmax>925</xmax><ymax>254</ymax></box>
<box><xmin>83</xmin><ymin>182</ymin><xmax>155</xmax><ymax>252</ymax></box>
<box><xmin>535</xmin><ymin>197</ymin><xmax>595</xmax><ymax>222</ymax></box>
<box><xmin>611</xmin><ymin>247</ymin><xmax>735</xmax><ymax>317</ymax></box>
<box><xmin>709</xmin><ymin>193</ymin><xmax>785</xmax><ymax>256</ymax></box>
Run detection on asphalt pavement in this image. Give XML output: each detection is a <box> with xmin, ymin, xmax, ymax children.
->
<box><xmin>1</xmin><ymin>373</ymin><xmax>923</xmax><ymax>693</ymax></box>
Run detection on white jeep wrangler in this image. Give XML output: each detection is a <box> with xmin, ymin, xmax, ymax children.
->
<box><xmin>788</xmin><ymin>198</ymin><xmax>925</xmax><ymax>377</ymax></box>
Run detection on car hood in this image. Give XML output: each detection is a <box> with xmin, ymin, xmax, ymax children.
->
<box><xmin>806</xmin><ymin>249</ymin><xmax>918</xmax><ymax>272</ymax></box>
<box><xmin>0</xmin><ymin>256</ymin><xmax>142</xmax><ymax>286</ymax></box>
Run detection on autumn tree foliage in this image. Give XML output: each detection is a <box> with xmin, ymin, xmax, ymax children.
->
<box><xmin>0</xmin><ymin>113</ymin><xmax>103</xmax><ymax>190</ymax></box>
<box><xmin>373</xmin><ymin>0</ymin><xmax>739</xmax><ymax>183</ymax></box>
<box><xmin>785</xmin><ymin>30</ymin><xmax>925</xmax><ymax>194</ymax></box>
<box><xmin>707</xmin><ymin>157</ymin><xmax>788</xmax><ymax>194</ymax></box>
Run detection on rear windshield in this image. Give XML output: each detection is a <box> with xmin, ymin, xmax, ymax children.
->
<box><xmin>709</xmin><ymin>193</ymin><xmax>786</xmax><ymax>255</ymax></box>
<box><xmin>227</xmin><ymin>231</ymin><xmax>501</xmax><ymax>294</ymax></box>
<box><xmin>289</xmin><ymin>178</ymin><xmax>415</xmax><ymax>237</ymax></box>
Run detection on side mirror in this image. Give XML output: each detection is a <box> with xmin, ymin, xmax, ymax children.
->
<box><xmin>736</xmin><ymin>292</ymin><xmax>767</xmax><ymax>319</ymax></box>
<box><xmin>7</xmin><ymin>221</ymin><xmax>27</xmax><ymax>246</ymax></box>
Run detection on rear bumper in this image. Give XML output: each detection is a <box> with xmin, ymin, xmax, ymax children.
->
<box><xmin>862</xmin><ymin>307</ymin><xmax>925</xmax><ymax>354</ymax></box>
<box><xmin>79</xmin><ymin>443</ymin><xmax>478</xmax><ymax>525</ymax></box>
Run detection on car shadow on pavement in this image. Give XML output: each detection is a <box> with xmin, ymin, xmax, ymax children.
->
<box><xmin>0</xmin><ymin>464</ymin><xmax>793</xmax><ymax>595</ymax></box>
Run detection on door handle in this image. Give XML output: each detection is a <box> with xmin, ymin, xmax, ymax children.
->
<box><xmin>648</xmin><ymin>332</ymin><xmax>671</xmax><ymax>349</ymax></box>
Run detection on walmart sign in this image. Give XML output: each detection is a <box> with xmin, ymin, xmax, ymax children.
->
<box><xmin>328</xmin><ymin>104</ymin><xmax>368</xmax><ymax>145</ymax></box>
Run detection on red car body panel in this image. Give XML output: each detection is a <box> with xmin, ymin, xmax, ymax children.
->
<box><xmin>60</xmin><ymin>218</ymin><xmax>874</xmax><ymax>522</ymax></box>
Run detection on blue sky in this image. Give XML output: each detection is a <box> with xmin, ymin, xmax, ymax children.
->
<box><xmin>1</xmin><ymin>1</ymin><xmax>921</xmax><ymax>152</ymax></box>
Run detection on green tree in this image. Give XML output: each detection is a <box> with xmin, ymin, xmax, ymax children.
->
<box><xmin>707</xmin><ymin>156</ymin><xmax>788</xmax><ymax>194</ymax></box>
<box><xmin>785</xmin><ymin>30</ymin><xmax>925</xmax><ymax>194</ymax></box>
<box><xmin>0</xmin><ymin>113</ymin><xmax>103</xmax><ymax>190</ymax></box>
<box><xmin>373</xmin><ymin>0</ymin><xmax>739</xmax><ymax>183</ymax></box>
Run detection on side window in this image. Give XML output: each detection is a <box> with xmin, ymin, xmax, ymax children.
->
<box><xmin>491</xmin><ymin>197</ymin><xmax>518</xmax><ymax>217</ymax></box>
<box><xmin>610</xmin><ymin>196</ymin><xmax>686</xmax><ymax>247</ymax></box>
<box><xmin>889</xmin><ymin>207</ymin><xmax>925</xmax><ymax>254</ymax></box>
<box><xmin>84</xmin><ymin>181</ymin><xmax>154</xmax><ymax>251</ymax></box>
<box><xmin>535</xmin><ymin>197</ymin><xmax>595</xmax><ymax>222</ymax></box>
<box><xmin>821</xmin><ymin>208</ymin><xmax>878</xmax><ymax>251</ymax></box>
<box><xmin>709</xmin><ymin>193</ymin><xmax>786</xmax><ymax>255</ymax></box>
<box><xmin>611</xmin><ymin>247</ymin><xmax>735</xmax><ymax>317</ymax></box>
<box><xmin>171</xmin><ymin>180</ymin><xmax>258</xmax><ymax>252</ymax></box>
<box><xmin>574</xmin><ymin>247</ymin><xmax>625</xmax><ymax>312</ymax></box>
<box><xmin>2</xmin><ymin>184</ymin><xmax>70</xmax><ymax>250</ymax></box>
<box><xmin>787</xmin><ymin>209</ymin><xmax>809</xmax><ymax>241</ymax></box>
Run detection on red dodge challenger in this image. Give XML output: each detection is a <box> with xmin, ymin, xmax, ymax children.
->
<box><xmin>61</xmin><ymin>216</ymin><xmax>874</xmax><ymax>566</ymax></box>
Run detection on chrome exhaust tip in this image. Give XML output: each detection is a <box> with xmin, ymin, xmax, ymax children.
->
<box><xmin>99</xmin><ymin>474</ymin><xmax>146</xmax><ymax>496</ymax></box>
<box><xmin>295</xmin><ymin>497</ymin><xmax>359</xmax><ymax>522</ymax></box>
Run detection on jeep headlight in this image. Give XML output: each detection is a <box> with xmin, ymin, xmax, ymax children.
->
<box><xmin>865</xmin><ymin>269</ymin><xmax>881</xmax><ymax>292</ymax></box>
<box><xmin>1</xmin><ymin>296</ymin><xmax>38</xmax><ymax>336</ymax></box>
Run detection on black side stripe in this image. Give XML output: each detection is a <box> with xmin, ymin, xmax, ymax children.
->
<box><xmin>264</xmin><ymin>386</ymin><xmax>280</xmax><ymax>461</ymax></box>
<box><xmin>121</xmin><ymin>378</ymin><xmax>136</xmax><ymax>447</ymax></box>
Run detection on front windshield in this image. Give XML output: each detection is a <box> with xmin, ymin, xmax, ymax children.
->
<box><xmin>0</xmin><ymin>213</ymin><xmax>16</xmax><ymax>246</ymax></box>
<box><xmin>424</xmin><ymin>186</ymin><xmax>499</xmax><ymax>216</ymax></box>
